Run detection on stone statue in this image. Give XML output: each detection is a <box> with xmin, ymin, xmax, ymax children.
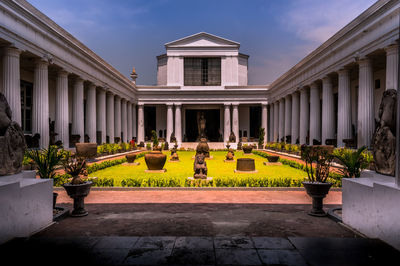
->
<box><xmin>229</xmin><ymin>131</ymin><xmax>236</xmax><ymax>143</ymax></box>
<box><xmin>373</xmin><ymin>89</ymin><xmax>397</xmax><ymax>176</ymax></box>
<box><xmin>196</xmin><ymin>138</ymin><xmax>210</xmax><ymax>158</ymax></box>
<box><xmin>0</xmin><ymin>93</ymin><xmax>26</xmax><ymax>176</ymax></box>
<box><xmin>226</xmin><ymin>150</ymin><xmax>234</xmax><ymax>161</ymax></box>
<box><xmin>197</xmin><ymin>112</ymin><xmax>206</xmax><ymax>139</ymax></box>
<box><xmin>193</xmin><ymin>153</ymin><xmax>207</xmax><ymax>179</ymax></box>
<box><xmin>170</xmin><ymin>132</ymin><xmax>176</xmax><ymax>143</ymax></box>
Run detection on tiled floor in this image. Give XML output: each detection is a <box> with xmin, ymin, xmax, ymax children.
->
<box><xmin>1</xmin><ymin>236</ymin><xmax>399</xmax><ymax>266</ymax></box>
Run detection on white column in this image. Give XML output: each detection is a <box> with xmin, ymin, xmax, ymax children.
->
<box><xmin>121</xmin><ymin>98</ymin><xmax>127</xmax><ymax>142</ymax></box>
<box><xmin>337</xmin><ymin>69</ymin><xmax>352</xmax><ymax>147</ymax></box>
<box><xmin>106</xmin><ymin>92</ymin><xmax>114</xmax><ymax>143</ymax></box>
<box><xmin>55</xmin><ymin>70</ymin><xmax>69</xmax><ymax>147</ymax></box>
<box><xmin>322</xmin><ymin>76</ymin><xmax>335</xmax><ymax>145</ymax></box>
<box><xmin>85</xmin><ymin>84</ymin><xmax>96</xmax><ymax>143</ymax></box>
<box><xmin>174</xmin><ymin>103</ymin><xmax>182</xmax><ymax>145</ymax></box>
<box><xmin>269</xmin><ymin>104</ymin><xmax>274</xmax><ymax>142</ymax></box>
<box><xmin>166</xmin><ymin>103</ymin><xmax>174</xmax><ymax>143</ymax></box>
<box><xmin>278</xmin><ymin>98</ymin><xmax>285</xmax><ymax>142</ymax></box>
<box><xmin>309</xmin><ymin>82</ymin><xmax>321</xmax><ymax>144</ymax></box>
<box><xmin>223</xmin><ymin>103</ymin><xmax>231</xmax><ymax>143</ymax></box>
<box><xmin>385</xmin><ymin>44</ymin><xmax>399</xmax><ymax>91</ymax></box>
<box><xmin>299</xmin><ymin>88</ymin><xmax>309</xmax><ymax>145</ymax></box>
<box><xmin>284</xmin><ymin>95</ymin><xmax>291</xmax><ymax>142</ymax></box>
<box><xmin>32</xmin><ymin>58</ymin><xmax>49</xmax><ymax>148</ymax></box>
<box><xmin>97</xmin><ymin>88</ymin><xmax>106</xmax><ymax>144</ymax></box>
<box><xmin>232</xmin><ymin>103</ymin><xmax>239</xmax><ymax>143</ymax></box>
<box><xmin>357</xmin><ymin>57</ymin><xmax>374</xmax><ymax>148</ymax></box>
<box><xmin>137</xmin><ymin>103</ymin><xmax>144</xmax><ymax>143</ymax></box>
<box><xmin>273</xmin><ymin>102</ymin><xmax>279</xmax><ymax>142</ymax></box>
<box><xmin>261</xmin><ymin>103</ymin><xmax>268</xmax><ymax>144</ymax></box>
<box><xmin>72</xmin><ymin>77</ymin><xmax>84</xmax><ymax>142</ymax></box>
<box><xmin>132</xmin><ymin>103</ymin><xmax>137</xmax><ymax>138</ymax></box>
<box><xmin>114</xmin><ymin>96</ymin><xmax>121</xmax><ymax>142</ymax></box>
<box><xmin>1</xmin><ymin>46</ymin><xmax>21</xmax><ymax>124</ymax></box>
<box><xmin>127</xmin><ymin>102</ymin><xmax>132</xmax><ymax>142</ymax></box>
<box><xmin>291</xmin><ymin>91</ymin><xmax>300</xmax><ymax>144</ymax></box>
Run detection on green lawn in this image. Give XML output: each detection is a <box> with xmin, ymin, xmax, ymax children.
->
<box><xmin>89</xmin><ymin>151</ymin><xmax>308</xmax><ymax>187</ymax></box>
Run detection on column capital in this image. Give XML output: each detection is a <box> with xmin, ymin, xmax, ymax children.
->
<box><xmin>88</xmin><ymin>83</ymin><xmax>96</xmax><ymax>90</ymax></box>
<box><xmin>34</xmin><ymin>57</ymin><xmax>49</xmax><ymax>68</ymax></box>
<box><xmin>309</xmin><ymin>82</ymin><xmax>319</xmax><ymax>90</ymax></box>
<box><xmin>2</xmin><ymin>46</ymin><xmax>21</xmax><ymax>57</ymax></box>
<box><xmin>385</xmin><ymin>43</ymin><xmax>399</xmax><ymax>55</ymax></box>
<box><xmin>357</xmin><ymin>56</ymin><xmax>371</xmax><ymax>67</ymax></box>
<box><xmin>137</xmin><ymin>102</ymin><xmax>145</xmax><ymax>107</ymax></box>
<box><xmin>166</xmin><ymin>103</ymin><xmax>174</xmax><ymax>107</ymax></box>
<box><xmin>121</xmin><ymin>98</ymin><xmax>127</xmax><ymax>103</ymax></box>
<box><xmin>322</xmin><ymin>76</ymin><xmax>332</xmax><ymax>85</ymax></box>
<box><xmin>284</xmin><ymin>94</ymin><xmax>291</xmax><ymax>100</ymax></box>
<box><xmin>57</xmin><ymin>69</ymin><xmax>69</xmax><ymax>77</ymax></box>
<box><xmin>174</xmin><ymin>103</ymin><xmax>182</xmax><ymax>107</ymax></box>
<box><xmin>231</xmin><ymin>102</ymin><xmax>240</xmax><ymax>106</ymax></box>
<box><xmin>261</xmin><ymin>102</ymin><xmax>268</xmax><ymax>107</ymax></box>
<box><xmin>224</xmin><ymin>102</ymin><xmax>232</xmax><ymax>106</ymax></box>
<box><xmin>337</xmin><ymin>68</ymin><xmax>349</xmax><ymax>75</ymax></box>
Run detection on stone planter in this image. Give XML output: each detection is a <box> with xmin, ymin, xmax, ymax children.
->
<box><xmin>302</xmin><ymin>181</ymin><xmax>332</xmax><ymax>217</ymax></box>
<box><xmin>145</xmin><ymin>151</ymin><xmax>167</xmax><ymax>170</ymax></box>
<box><xmin>242</xmin><ymin>146</ymin><xmax>253</xmax><ymax>154</ymax></box>
<box><xmin>75</xmin><ymin>143</ymin><xmax>97</xmax><ymax>159</ymax></box>
<box><xmin>63</xmin><ymin>181</ymin><xmax>93</xmax><ymax>217</ymax></box>
<box><xmin>266</xmin><ymin>155</ymin><xmax>280</xmax><ymax>163</ymax></box>
<box><xmin>236</xmin><ymin>158</ymin><xmax>256</xmax><ymax>172</ymax></box>
<box><xmin>53</xmin><ymin>192</ymin><xmax>58</xmax><ymax>209</ymax></box>
<box><xmin>126</xmin><ymin>153</ymin><xmax>137</xmax><ymax>163</ymax></box>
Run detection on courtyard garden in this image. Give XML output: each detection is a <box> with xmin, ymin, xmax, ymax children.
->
<box><xmin>50</xmin><ymin>150</ymin><xmax>333</xmax><ymax>188</ymax></box>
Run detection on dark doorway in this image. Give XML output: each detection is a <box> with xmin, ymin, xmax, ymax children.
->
<box><xmin>185</xmin><ymin>109</ymin><xmax>221</xmax><ymax>142</ymax></box>
<box><xmin>250</xmin><ymin>106</ymin><xmax>261</xmax><ymax>138</ymax></box>
<box><xmin>144</xmin><ymin>106</ymin><xmax>156</xmax><ymax>140</ymax></box>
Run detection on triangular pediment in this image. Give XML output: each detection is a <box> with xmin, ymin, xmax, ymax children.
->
<box><xmin>165</xmin><ymin>32</ymin><xmax>240</xmax><ymax>48</ymax></box>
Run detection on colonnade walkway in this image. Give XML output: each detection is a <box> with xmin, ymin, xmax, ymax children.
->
<box><xmin>2</xmin><ymin>189</ymin><xmax>400</xmax><ymax>265</ymax></box>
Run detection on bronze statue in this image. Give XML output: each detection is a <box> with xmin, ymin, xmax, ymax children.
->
<box><xmin>193</xmin><ymin>153</ymin><xmax>207</xmax><ymax>179</ymax></box>
<box><xmin>0</xmin><ymin>93</ymin><xmax>26</xmax><ymax>175</ymax></box>
<box><xmin>372</xmin><ymin>89</ymin><xmax>396</xmax><ymax>176</ymax></box>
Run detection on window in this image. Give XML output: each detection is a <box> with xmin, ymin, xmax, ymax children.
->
<box><xmin>20</xmin><ymin>80</ymin><xmax>33</xmax><ymax>133</ymax></box>
<box><xmin>184</xmin><ymin>57</ymin><xmax>221</xmax><ymax>86</ymax></box>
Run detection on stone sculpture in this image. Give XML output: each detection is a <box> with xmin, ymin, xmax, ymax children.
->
<box><xmin>0</xmin><ymin>93</ymin><xmax>26</xmax><ymax>176</ymax></box>
<box><xmin>372</xmin><ymin>89</ymin><xmax>397</xmax><ymax>176</ymax></box>
<box><xmin>193</xmin><ymin>153</ymin><xmax>207</xmax><ymax>179</ymax></box>
<box><xmin>229</xmin><ymin>131</ymin><xmax>236</xmax><ymax>143</ymax></box>
<box><xmin>226</xmin><ymin>150</ymin><xmax>234</xmax><ymax>161</ymax></box>
<box><xmin>197</xmin><ymin>112</ymin><xmax>207</xmax><ymax>140</ymax></box>
<box><xmin>196</xmin><ymin>138</ymin><xmax>210</xmax><ymax>158</ymax></box>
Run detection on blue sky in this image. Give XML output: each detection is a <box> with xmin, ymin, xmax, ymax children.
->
<box><xmin>28</xmin><ymin>0</ymin><xmax>376</xmax><ymax>85</ymax></box>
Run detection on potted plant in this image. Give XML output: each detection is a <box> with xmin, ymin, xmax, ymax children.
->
<box><xmin>242</xmin><ymin>144</ymin><xmax>253</xmax><ymax>154</ymax></box>
<box><xmin>266</xmin><ymin>155</ymin><xmax>280</xmax><ymax>162</ymax></box>
<box><xmin>300</xmin><ymin>145</ymin><xmax>334</xmax><ymax>216</ymax></box>
<box><xmin>25</xmin><ymin>145</ymin><xmax>64</xmax><ymax>209</ymax></box>
<box><xmin>151</xmin><ymin>130</ymin><xmax>162</xmax><ymax>151</ymax></box>
<box><xmin>61</xmin><ymin>153</ymin><xmax>92</xmax><ymax>217</ymax></box>
<box><xmin>333</xmin><ymin>146</ymin><xmax>373</xmax><ymax>178</ymax></box>
<box><xmin>258</xmin><ymin>127</ymin><xmax>265</xmax><ymax>149</ymax></box>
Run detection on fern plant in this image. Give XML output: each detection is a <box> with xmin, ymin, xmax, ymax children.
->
<box><xmin>333</xmin><ymin>146</ymin><xmax>372</xmax><ymax>178</ymax></box>
<box><xmin>25</xmin><ymin>145</ymin><xmax>63</xmax><ymax>179</ymax></box>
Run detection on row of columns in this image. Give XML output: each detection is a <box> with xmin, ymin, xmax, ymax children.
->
<box><xmin>268</xmin><ymin>43</ymin><xmax>399</xmax><ymax>148</ymax></box>
<box><xmin>1</xmin><ymin>46</ymin><xmax>137</xmax><ymax>148</ymax></box>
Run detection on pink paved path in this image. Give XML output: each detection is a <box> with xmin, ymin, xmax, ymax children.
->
<box><xmin>55</xmin><ymin>189</ymin><xmax>342</xmax><ymax>204</ymax></box>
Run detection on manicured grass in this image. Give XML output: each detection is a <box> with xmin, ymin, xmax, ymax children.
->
<box><xmin>88</xmin><ymin>151</ymin><xmax>308</xmax><ymax>187</ymax></box>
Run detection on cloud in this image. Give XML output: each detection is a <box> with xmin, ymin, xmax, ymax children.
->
<box><xmin>281</xmin><ymin>0</ymin><xmax>377</xmax><ymax>44</ymax></box>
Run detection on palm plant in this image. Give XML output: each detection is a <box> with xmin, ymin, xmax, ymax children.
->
<box><xmin>258</xmin><ymin>127</ymin><xmax>265</xmax><ymax>147</ymax></box>
<box><xmin>301</xmin><ymin>145</ymin><xmax>334</xmax><ymax>183</ymax></box>
<box><xmin>333</xmin><ymin>146</ymin><xmax>373</xmax><ymax>178</ymax></box>
<box><xmin>25</xmin><ymin>145</ymin><xmax>64</xmax><ymax>179</ymax></box>
<box><xmin>151</xmin><ymin>130</ymin><xmax>159</xmax><ymax>149</ymax></box>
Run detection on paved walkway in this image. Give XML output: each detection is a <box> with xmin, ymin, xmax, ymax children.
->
<box><xmin>2</xmin><ymin>235</ymin><xmax>399</xmax><ymax>265</ymax></box>
<box><xmin>54</xmin><ymin>189</ymin><xmax>342</xmax><ymax>204</ymax></box>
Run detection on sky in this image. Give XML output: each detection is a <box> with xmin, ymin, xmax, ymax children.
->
<box><xmin>28</xmin><ymin>0</ymin><xmax>377</xmax><ymax>85</ymax></box>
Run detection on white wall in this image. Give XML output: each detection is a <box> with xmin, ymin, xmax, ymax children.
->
<box><xmin>157</xmin><ymin>55</ymin><xmax>167</xmax><ymax>85</ymax></box>
<box><xmin>238</xmin><ymin>55</ymin><xmax>248</xmax><ymax>86</ymax></box>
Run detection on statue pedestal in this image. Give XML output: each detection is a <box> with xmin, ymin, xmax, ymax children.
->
<box><xmin>145</xmin><ymin>169</ymin><xmax>166</xmax><ymax>173</ymax></box>
<box><xmin>234</xmin><ymin>170</ymin><xmax>258</xmax><ymax>174</ymax></box>
<box><xmin>0</xmin><ymin>171</ymin><xmax>53</xmax><ymax>244</ymax></box>
<box><xmin>224</xmin><ymin>159</ymin><xmax>235</xmax><ymax>163</ymax></box>
<box><xmin>187</xmin><ymin>177</ymin><xmax>213</xmax><ymax>182</ymax></box>
<box><xmin>122</xmin><ymin>162</ymin><xmax>140</xmax><ymax>166</ymax></box>
<box><xmin>263</xmin><ymin>162</ymin><xmax>282</xmax><ymax>166</ymax></box>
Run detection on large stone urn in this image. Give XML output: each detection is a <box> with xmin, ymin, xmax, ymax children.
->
<box><xmin>126</xmin><ymin>153</ymin><xmax>137</xmax><ymax>163</ymax></box>
<box><xmin>266</xmin><ymin>155</ymin><xmax>279</xmax><ymax>162</ymax></box>
<box><xmin>145</xmin><ymin>151</ymin><xmax>167</xmax><ymax>170</ymax></box>
<box><xmin>63</xmin><ymin>181</ymin><xmax>93</xmax><ymax>217</ymax></box>
<box><xmin>302</xmin><ymin>181</ymin><xmax>332</xmax><ymax>217</ymax></box>
<box><xmin>75</xmin><ymin>143</ymin><xmax>97</xmax><ymax>159</ymax></box>
<box><xmin>242</xmin><ymin>146</ymin><xmax>253</xmax><ymax>154</ymax></box>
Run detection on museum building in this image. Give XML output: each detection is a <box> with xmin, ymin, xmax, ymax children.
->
<box><xmin>0</xmin><ymin>0</ymin><xmax>399</xmax><ymax>150</ymax></box>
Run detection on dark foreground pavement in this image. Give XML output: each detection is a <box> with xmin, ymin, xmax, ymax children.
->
<box><xmin>1</xmin><ymin>203</ymin><xmax>399</xmax><ymax>265</ymax></box>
